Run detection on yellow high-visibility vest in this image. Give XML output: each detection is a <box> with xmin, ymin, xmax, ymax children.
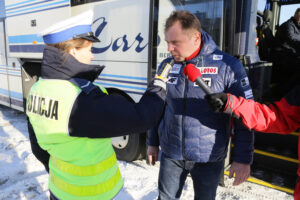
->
<box><xmin>27</xmin><ymin>78</ymin><xmax>123</xmax><ymax>200</ymax></box>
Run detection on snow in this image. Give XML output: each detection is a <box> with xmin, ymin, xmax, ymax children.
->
<box><xmin>0</xmin><ymin>105</ymin><xmax>294</xmax><ymax>200</ymax></box>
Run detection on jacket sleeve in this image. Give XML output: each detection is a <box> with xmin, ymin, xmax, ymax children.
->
<box><xmin>27</xmin><ymin>118</ymin><xmax>50</xmax><ymax>172</ymax></box>
<box><xmin>285</xmin><ymin>20</ymin><xmax>300</xmax><ymax>51</ymax></box>
<box><xmin>225</xmin><ymin>86</ymin><xmax>300</xmax><ymax>134</ymax></box>
<box><xmin>146</xmin><ymin>104</ymin><xmax>166</xmax><ymax>146</ymax></box>
<box><xmin>225</xmin><ymin>59</ymin><xmax>254</xmax><ymax>164</ymax></box>
<box><xmin>146</xmin><ymin>123</ymin><xmax>161</xmax><ymax>147</ymax></box>
<box><xmin>146</xmin><ymin>60</ymin><xmax>171</xmax><ymax>147</ymax></box>
<box><xmin>69</xmin><ymin>79</ymin><xmax>166</xmax><ymax>138</ymax></box>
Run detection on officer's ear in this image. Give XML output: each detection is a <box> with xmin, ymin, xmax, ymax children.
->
<box><xmin>69</xmin><ymin>48</ymin><xmax>76</xmax><ymax>57</ymax></box>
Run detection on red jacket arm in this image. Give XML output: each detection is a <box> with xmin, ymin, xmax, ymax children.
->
<box><xmin>224</xmin><ymin>94</ymin><xmax>300</xmax><ymax>134</ymax></box>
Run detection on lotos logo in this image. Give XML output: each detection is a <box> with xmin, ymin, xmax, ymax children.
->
<box><xmin>92</xmin><ymin>17</ymin><xmax>148</xmax><ymax>54</ymax></box>
<box><xmin>197</xmin><ymin>67</ymin><xmax>218</xmax><ymax>74</ymax></box>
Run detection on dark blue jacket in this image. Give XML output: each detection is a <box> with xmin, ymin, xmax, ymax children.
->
<box><xmin>148</xmin><ymin>31</ymin><xmax>254</xmax><ymax>164</ymax></box>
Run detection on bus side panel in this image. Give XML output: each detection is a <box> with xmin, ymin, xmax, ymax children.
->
<box><xmin>5</xmin><ymin>0</ymin><xmax>71</xmax><ymax>59</ymax></box>
<box><xmin>72</xmin><ymin>0</ymin><xmax>151</xmax><ymax>102</ymax></box>
<box><xmin>94</xmin><ymin>62</ymin><xmax>148</xmax><ymax>103</ymax></box>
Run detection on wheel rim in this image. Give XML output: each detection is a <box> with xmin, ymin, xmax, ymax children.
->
<box><xmin>112</xmin><ymin>135</ymin><xmax>129</xmax><ymax>149</ymax></box>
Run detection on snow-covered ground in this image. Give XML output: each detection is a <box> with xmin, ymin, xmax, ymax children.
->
<box><xmin>0</xmin><ymin>105</ymin><xmax>294</xmax><ymax>200</ymax></box>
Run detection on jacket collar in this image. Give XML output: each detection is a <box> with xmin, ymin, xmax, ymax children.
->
<box><xmin>41</xmin><ymin>45</ymin><xmax>104</xmax><ymax>82</ymax></box>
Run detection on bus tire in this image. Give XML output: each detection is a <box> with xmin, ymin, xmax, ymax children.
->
<box><xmin>112</xmin><ymin>133</ymin><xmax>146</xmax><ymax>162</ymax></box>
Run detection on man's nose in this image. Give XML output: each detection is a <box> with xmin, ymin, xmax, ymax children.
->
<box><xmin>167</xmin><ymin>44</ymin><xmax>174</xmax><ymax>52</ymax></box>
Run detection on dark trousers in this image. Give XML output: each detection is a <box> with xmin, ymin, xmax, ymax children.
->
<box><xmin>158</xmin><ymin>153</ymin><xmax>224</xmax><ymax>200</ymax></box>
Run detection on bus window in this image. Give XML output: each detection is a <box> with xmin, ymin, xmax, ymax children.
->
<box><xmin>279</xmin><ymin>4</ymin><xmax>300</xmax><ymax>25</ymax></box>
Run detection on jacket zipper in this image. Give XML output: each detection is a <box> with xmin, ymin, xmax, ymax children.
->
<box><xmin>182</xmin><ymin>62</ymin><xmax>188</xmax><ymax>160</ymax></box>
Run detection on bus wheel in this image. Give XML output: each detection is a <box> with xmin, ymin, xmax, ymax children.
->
<box><xmin>112</xmin><ymin>133</ymin><xmax>146</xmax><ymax>162</ymax></box>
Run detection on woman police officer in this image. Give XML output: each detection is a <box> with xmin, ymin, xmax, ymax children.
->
<box><xmin>26</xmin><ymin>11</ymin><xmax>167</xmax><ymax>200</ymax></box>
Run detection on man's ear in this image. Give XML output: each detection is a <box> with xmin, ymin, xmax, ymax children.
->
<box><xmin>194</xmin><ymin>32</ymin><xmax>201</xmax><ymax>45</ymax></box>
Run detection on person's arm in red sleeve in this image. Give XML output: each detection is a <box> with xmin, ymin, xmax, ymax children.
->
<box><xmin>206</xmin><ymin>85</ymin><xmax>300</xmax><ymax>134</ymax></box>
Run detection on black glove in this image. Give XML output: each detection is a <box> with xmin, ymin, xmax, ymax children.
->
<box><xmin>205</xmin><ymin>93</ymin><xmax>228</xmax><ymax>112</ymax></box>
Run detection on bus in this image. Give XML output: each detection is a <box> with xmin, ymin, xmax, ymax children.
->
<box><xmin>1</xmin><ymin>0</ymin><xmax>299</xmax><ymax>192</ymax></box>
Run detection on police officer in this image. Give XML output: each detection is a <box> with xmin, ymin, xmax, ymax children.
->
<box><xmin>26</xmin><ymin>10</ymin><xmax>167</xmax><ymax>200</ymax></box>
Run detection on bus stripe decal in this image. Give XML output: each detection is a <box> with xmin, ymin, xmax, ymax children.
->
<box><xmin>5</xmin><ymin>0</ymin><xmax>40</xmax><ymax>8</ymax></box>
<box><xmin>6</xmin><ymin>0</ymin><xmax>69</xmax><ymax>15</ymax></box>
<box><xmin>9</xmin><ymin>45</ymin><xmax>44</xmax><ymax>53</ymax></box>
<box><xmin>6</xmin><ymin>4</ymin><xmax>69</xmax><ymax>18</ymax></box>
<box><xmin>94</xmin><ymin>81</ymin><xmax>146</xmax><ymax>91</ymax></box>
<box><xmin>6</xmin><ymin>0</ymin><xmax>55</xmax><ymax>12</ymax></box>
<box><xmin>97</xmin><ymin>78</ymin><xmax>147</xmax><ymax>86</ymax></box>
<box><xmin>100</xmin><ymin>74</ymin><xmax>147</xmax><ymax>81</ymax></box>
<box><xmin>8</xmin><ymin>34</ymin><xmax>43</xmax><ymax>44</ymax></box>
<box><xmin>0</xmin><ymin>89</ymin><xmax>23</xmax><ymax>100</ymax></box>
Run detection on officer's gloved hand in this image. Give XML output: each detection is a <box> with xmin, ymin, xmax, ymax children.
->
<box><xmin>150</xmin><ymin>75</ymin><xmax>167</xmax><ymax>91</ymax></box>
<box><xmin>205</xmin><ymin>93</ymin><xmax>228</xmax><ymax>112</ymax></box>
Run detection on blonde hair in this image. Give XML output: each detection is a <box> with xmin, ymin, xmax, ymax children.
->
<box><xmin>47</xmin><ymin>38</ymin><xmax>92</xmax><ymax>53</ymax></box>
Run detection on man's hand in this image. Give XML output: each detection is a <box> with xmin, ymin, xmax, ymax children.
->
<box><xmin>147</xmin><ymin>146</ymin><xmax>159</xmax><ymax>165</ymax></box>
<box><xmin>229</xmin><ymin>162</ymin><xmax>250</xmax><ymax>186</ymax></box>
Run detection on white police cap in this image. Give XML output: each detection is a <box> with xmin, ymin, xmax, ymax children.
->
<box><xmin>39</xmin><ymin>10</ymin><xmax>100</xmax><ymax>44</ymax></box>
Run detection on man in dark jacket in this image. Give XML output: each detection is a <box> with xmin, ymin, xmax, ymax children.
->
<box><xmin>147</xmin><ymin>11</ymin><xmax>254</xmax><ymax>200</ymax></box>
<box><xmin>275</xmin><ymin>8</ymin><xmax>300</xmax><ymax>59</ymax></box>
<box><xmin>271</xmin><ymin>8</ymin><xmax>300</xmax><ymax>100</ymax></box>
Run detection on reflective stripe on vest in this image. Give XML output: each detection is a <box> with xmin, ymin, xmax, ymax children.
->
<box><xmin>50</xmin><ymin>167</ymin><xmax>122</xmax><ymax>196</ymax></box>
<box><xmin>51</xmin><ymin>152</ymin><xmax>117</xmax><ymax>177</ymax></box>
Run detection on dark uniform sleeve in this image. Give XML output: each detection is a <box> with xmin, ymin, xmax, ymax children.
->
<box><xmin>27</xmin><ymin>118</ymin><xmax>50</xmax><ymax>172</ymax></box>
<box><xmin>146</xmin><ymin>59</ymin><xmax>172</xmax><ymax>147</ymax></box>
<box><xmin>225</xmin><ymin>59</ymin><xmax>254</xmax><ymax>164</ymax></box>
<box><xmin>69</xmin><ymin>79</ymin><xmax>166</xmax><ymax>138</ymax></box>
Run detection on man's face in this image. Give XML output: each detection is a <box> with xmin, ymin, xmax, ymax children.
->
<box><xmin>164</xmin><ymin>21</ymin><xmax>201</xmax><ymax>62</ymax></box>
